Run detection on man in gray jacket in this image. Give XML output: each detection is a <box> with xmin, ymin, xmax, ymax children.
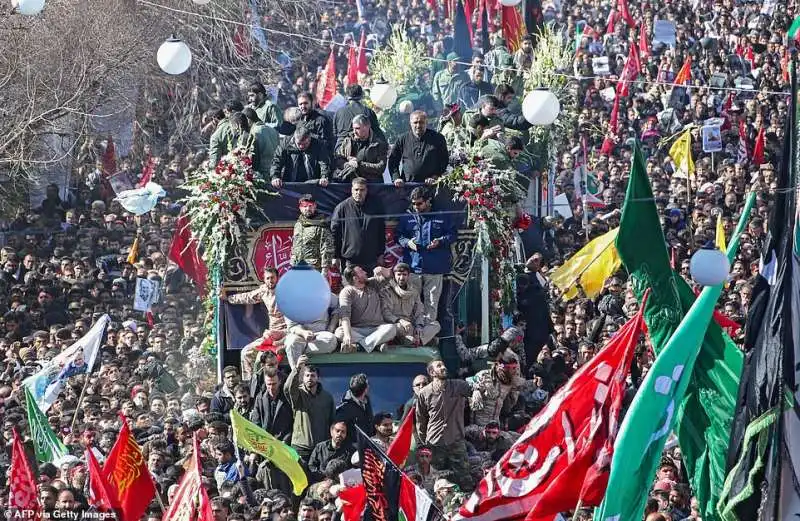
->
<box><xmin>284</xmin><ymin>355</ymin><xmax>335</xmax><ymax>462</ymax></box>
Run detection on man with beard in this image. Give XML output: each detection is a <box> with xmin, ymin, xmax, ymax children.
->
<box><xmin>233</xmin><ymin>383</ymin><xmax>253</xmax><ymax>417</ymax></box>
<box><xmin>378</xmin><ymin>263</ymin><xmax>440</xmax><ymax>346</ymax></box>
<box><xmin>331</xmin><ymin>178</ymin><xmax>386</xmax><ymax>271</ymax></box>
<box><xmin>388</xmin><ymin>111</ymin><xmax>449</xmax><ymax>185</ymax></box>
<box><xmin>335</xmin><ymin>265</ymin><xmax>397</xmax><ymax>353</ymax></box>
<box><xmin>247</xmin><ymin>82</ymin><xmax>283</xmax><ymax>128</ymax></box>
<box><xmin>290</xmin><ymin>194</ymin><xmax>335</xmax><ymax>274</ymax></box>
<box><xmin>465</xmin><ymin>421</ymin><xmax>513</xmax><ymax>464</ymax></box>
<box><xmin>307</xmin><ymin>421</ymin><xmax>353</xmax><ymax>482</ymax></box>
<box><xmin>415</xmin><ymin>359</ymin><xmax>474</xmax><ymax>491</ymax></box>
<box><xmin>467</xmin><ymin>349</ymin><xmax>525</xmax><ymax>428</ymax></box>
<box><xmin>296</xmin><ymin>92</ymin><xmax>335</xmax><ymax>154</ymax></box>
<box><xmin>221</xmin><ymin>266</ymin><xmax>287</xmax><ymax>380</ymax></box>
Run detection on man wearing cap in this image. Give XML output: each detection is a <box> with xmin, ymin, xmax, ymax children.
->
<box><xmin>432</xmin><ymin>53</ymin><xmax>468</xmax><ymax>109</ymax></box>
<box><xmin>377</xmin><ymin>263</ymin><xmax>440</xmax><ymax>346</ymax></box>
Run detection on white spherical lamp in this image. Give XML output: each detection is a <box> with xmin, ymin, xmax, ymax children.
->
<box><xmin>499</xmin><ymin>0</ymin><xmax>522</xmax><ymax>6</ymax></box>
<box><xmin>370</xmin><ymin>80</ymin><xmax>398</xmax><ymax>110</ymax></box>
<box><xmin>690</xmin><ymin>246</ymin><xmax>730</xmax><ymax>286</ymax></box>
<box><xmin>275</xmin><ymin>262</ymin><xmax>331</xmax><ymax>324</ymax></box>
<box><xmin>157</xmin><ymin>36</ymin><xmax>193</xmax><ymax>76</ymax></box>
<box><xmin>522</xmin><ymin>89</ymin><xmax>561</xmax><ymax>126</ymax></box>
<box><xmin>398</xmin><ymin>100</ymin><xmax>415</xmax><ymax>114</ymax></box>
<box><xmin>13</xmin><ymin>0</ymin><xmax>45</xmax><ymax>16</ymax></box>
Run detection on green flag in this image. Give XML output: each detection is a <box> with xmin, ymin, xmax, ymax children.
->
<box><xmin>229</xmin><ymin>409</ymin><xmax>308</xmax><ymax>496</ymax></box>
<box><xmin>788</xmin><ymin>15</ymin><xmax>800</xmax><ymax>41</ymax></box>
<box><xmin>612</xmin><ymin>143</ymin><xmax>753</xmax><ymax>520</ymax></box>
<box><xmin>24</xmin><ymin>386</ymin><xmax>67</xmax><ymax>463</ymax></box>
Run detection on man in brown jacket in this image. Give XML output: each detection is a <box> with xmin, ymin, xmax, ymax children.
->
<box><xmin>415</xmin><ymin>359</ymin><xmax>474</xmax><ymax>491</ymax></box>
<box><xmin>378</xmin><ymin>264</ymin><xmax>440</xmax><ymax>346</ymax></box>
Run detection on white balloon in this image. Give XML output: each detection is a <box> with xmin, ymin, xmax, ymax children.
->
<box><xmin>14</xmin><ymin>0</ymin><xmax>45</xmax><ymax>16</ymax></box>
<box><xmin>370</xmin><ymin>82</ymin><xmax>398</xmax><ymax>110</ymax></box>
<box><xmin>522</xmin><ymin>90</ymin><xmax>561</xmax><ymax>126</ymax></box>
<box><xmin>499</xmin><ymin>0</ymin><xmax>522</xmax><ymax>6</ymax></box>
<box><xmin>157</xmin><ymin>37</ymin><xmax>193</xmax><ymax>76</ymax></box>
<box><xmin>690</xmin><ymin>248</ymin><xmax>730</xmax><ymax>286</ymax></box>
<box><xmin>275</xmin><ymin>265</ymin><xmax>331</xmax><ymax>324</ymax></box>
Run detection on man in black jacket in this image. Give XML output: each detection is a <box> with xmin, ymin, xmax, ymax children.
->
<box><xmin>335</xmin><ymin>373</ymin><xmax>374</xmax><ymax>446</ymax></box>
<box><xmin>334</xmin><ymin>115</ymin><xmax>388</xmax><ymax>182</ymax></box>
<box><xmin>331</xmin><ymin>177</ymin><xmax>386</xmax><ymax>271</ymax></box>
<box><xmin>494</xmin><ymin>84</ymin><xmax>533</xmax><ymax>132</ymax></box>
<box><xmin>333</xmin><ymin>84</ymin><xmax>385</xmax><ymax>149</ymax></box>
<box><xmin>251</xmin><ymin>367</ymin><xmax>294</xmax><ymax>492</ymax></box>
<box><xmin>297</xmin><ymin>91</ymin><xmax>335</xmax><ymax>154</ymax></box>
<box><xmin>389</xmin><ymin>111</ymin><xmax>449</xmax><ymax>186</ymax></box>
<box><xmin>270</xmin><ymin>126</ymin><xmax>332</xmax><ymax>188</ymax></box>
<box><xmin>307</xmin><ymin>421</ymin><xmax>353</xmax><ymax>483</ymax></box>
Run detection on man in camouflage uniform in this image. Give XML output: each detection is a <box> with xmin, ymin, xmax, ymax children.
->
<box><xmin>432</xmin><ymin>53</ymin><xmax>469</xmax><ymax>111</ymax></box>
<box><xmin>467</xmin><ymin>350</ymin><xmax>525</xmax><ymax>428</ymax></box>
<box><xmin>290</xmin><ymin>194</ymin><xmax>334</xmax><ymax>275</ymax></box>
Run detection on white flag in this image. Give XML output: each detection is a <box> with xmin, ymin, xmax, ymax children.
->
<box><xmin>24</xmin><ymin>314</ymin><xmax>110</xmax><ymax>412</ymax></box>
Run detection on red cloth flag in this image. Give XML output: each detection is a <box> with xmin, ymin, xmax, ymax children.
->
<box><xmin>463</xmin><ymin>0</ymin><xmax>476</xmax><ymax>43</ymax></box>
<box><xmin>103</xmin><ymin>416</ymin><xmax>156</xmax><ymax>521</ymax></box>
<box><xmin>617</xmin><ymin>0</ymin><xmax>635</xmax><ymax>28</ymax></box>
<box><xmin>737</xmin><ymin>121</ymin><xmax>749</xmax><ymax>165</ymax></box>
<box><xmin>169</xmin><ymin>214</ymin><xmax>208</xmax><ymax>296</ymax></box>
<box><xmin>356</xmin><ymin>29</ymin><xmax>368</xmax><ymax>75</ymax></box>
<box><xmin>102</xmin><ymin>136</ymin><xmax>117</xmax><ymax>177</ymax></box>
<box><xmin>386</xmin><ymin>407</ymin><xmax>415</xmax><ymax>466</ymax></box>
<box><xmin>162</xmin><ymin>436</ymin><xmax>204</xmax><ymax>521</ymax></box>
<box><xmin>233</xmin><ymin>25</ymin><xmax>252</xmax><ymax>58</ymax></box>
<box><xmin>783</xmin><ymin>49</ymin><xmax>791</xmax><ymax>83</ymax></box>
<box><xmin>751</xmin><ymin>126</ymin><xmax>765</xmax><ymax>166</ymax></box>
<box><xmin>8</xmin><ymin>429</ymin><xmax>40</xmax><ymax>517</ymax></box>
<box><xmin>315</xmin><ymin>50</ymin><xmax>338</xmax><ymax>110</ymax></box>
<box><xmin>600</xmin><ymin>95</ymin><xmax>620</xmax><ymax>156</ymax></box>
<box><xmin>501</xmin><ymin>5</ymin><xmax>524</xmax><ymax>51</ymax></box>
<box><xmin>616</xmin><ymin>42</ymin><xmax>640</xmax><ymax>98</ymax></box>
<box><xmin>691</xmin><ymin>288</ymin><xmax>741</xmax><ymax>335</ymax></box>
<box><xmin>605</xmin><ymin>9</ymin><xmax>616</xmax><ymax>35</ymax></box>
<box><xmin>339</xmin><ymin>409</ymin><xmax>417</xmax><ymax>521</ymax></box>
<box><xmin>456</xmin><ymin>296</ymin><xmax>647</xmax><ymax>521</ymax></box>
<box><xmin>673</xmin><ymin>56</ymin><xmax>692</xmax><ymax>85</ymax></box>
<box><xmin>197</xmin><ymin>487</ymin><xmax>215</xmax><ymax>521</ymax></box>
<box><xmin>138</xmin><ymin>154</ymin><xmax>155</xmax><ymax>188</ymax></box>
<box><xmin>87</xmin><ymin>449</ymin><xmax>115</xmax><ymax>512</ymax></box>
<box><xmin>638</xmin><ymin>24</ymin><xmax>649</xmax><ymax>58</ymax></box>
<box><xmin>346</xmin><ymin>45</ymin><xmax>358</xmax><ymax>87</ymax></box>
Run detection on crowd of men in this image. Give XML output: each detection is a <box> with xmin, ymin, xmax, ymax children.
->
<box><xmin>0</xmin><ymin>0</ymin><xmax>795</xmax><ymax>519</ymax></box>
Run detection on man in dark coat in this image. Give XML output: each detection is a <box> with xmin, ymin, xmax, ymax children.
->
<box><xmin>333</xmin><ymin>84</ymin><xmax>386</xmax><ymax>148</ymax></box>
<box><xmin>297</xmin><ymin>92</ymin><xmax>335</xmax><ymax>154</ymax></box>
<box><xmin>251</xmin><ymin>367</ymin><xmax>294</xmax><ymax>492</ymax></box>
<box><xmin>334</xmin><ymin>373</ymin><xmax>374</xmax><ymax>446</ymax></box>
<box><xmin>331</xmin><ymin>177</ymin><xmax>386</xmax><ymax>271</ymax></box>
<box><xmin>388</xmin><ymin>111</ymin><xmax>449</xmax><ymax>186</ymax></box>
<box><xmin>270</xmin><ymin>126</ymin><xmax>332</xmax><ymax>188</ymax></box>
<box><xmin>334</xmin><ymin>115</ymin><xmax>388</xmax><ymax>182</ymax></box>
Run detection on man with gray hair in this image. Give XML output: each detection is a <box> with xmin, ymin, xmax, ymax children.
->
<box><xmin>333</xmin><ymin>114</ymin><xmax>388</xmax><ymax>183</ymax></box>
<box><xmin>388</xmin><ymin>111</ymin><xmax>448</xmax><ymax>186</ymax></box>
<box><xmin>269</xmin><ymin>126</ymin><xmax>332</xmax><ymax>189</ymax></box>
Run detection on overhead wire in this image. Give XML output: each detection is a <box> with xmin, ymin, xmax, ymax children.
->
<box><xmin>137</xmin><ymin>0</ymin><xmax>790</xmax><ymax>98</ymax></box>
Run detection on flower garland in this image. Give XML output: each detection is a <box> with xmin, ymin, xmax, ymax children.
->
<box><xmin>440</xmin><ymin>151</ymin><xmax>528</xmax><ymax>323</ymax></box>
<box><xmin>181</xmin><ymin>147</ymin><xmax>269</xmax><ymax>354</ymax></box>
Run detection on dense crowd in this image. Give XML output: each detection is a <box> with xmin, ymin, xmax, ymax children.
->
<box><xmin>0</xmin><ymin>0</ymin><xmax>795</xmax><ymax>520</ymax></box>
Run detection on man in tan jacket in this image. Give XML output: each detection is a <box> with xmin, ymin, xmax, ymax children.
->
<box><xmin>221</xmin><ymin>266</ymin><xmax>286</xmax><ymax>380</ymax></box>
<box><xmin>378</xmin><ymin>263</ymin><xmax>440</xmax><ymax>346</ymax></box>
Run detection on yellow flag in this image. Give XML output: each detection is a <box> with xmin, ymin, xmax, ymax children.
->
<box><xmin>126</xmin><ymin>236</ymin><xmax>139</xmax><ymax>264</ymax></box>
<box><xmin>230</xmin><ymin>410</ymin><xmax>308</xmax><ymax>495</ymax></box>
<box><xmin>716</xmin><ymin>214</ymin><xmax>727</xmax><ymax>253</ymax></box>
<box><xmin>669</xmin><ymin>130</ymin><xmax>695</xmax><ymax>179</ymax></box>
<box><xmin>550</xmin><ymin>228</ymin><xmax>621</xmax><ymax>300</ymax></box>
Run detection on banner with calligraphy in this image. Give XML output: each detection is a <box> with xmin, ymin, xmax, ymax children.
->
<box><xmin>220</xmin><ymin>183</ymin><xmax>473</xmax><ymax>352</ymax></box>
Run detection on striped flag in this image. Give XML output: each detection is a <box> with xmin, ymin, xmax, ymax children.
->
<box><xmin>738</xmin><ymin>121</ymin><xmax>749</xmax><ymax>164</ymax></box>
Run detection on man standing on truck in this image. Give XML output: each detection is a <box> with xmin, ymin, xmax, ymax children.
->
<box><xmin>284</xmin><ymin>355</ymin><xmax>335</xmax><ymax>463</ymax></box>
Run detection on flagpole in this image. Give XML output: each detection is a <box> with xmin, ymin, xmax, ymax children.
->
<box><xmin>70</xmin><ymin>375</ymin><xmax>92</xmax><ymax>433</ymax></box>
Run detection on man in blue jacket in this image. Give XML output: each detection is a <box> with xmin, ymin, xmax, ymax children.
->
<box><xmin>394</xmin><ymin>187</ymin><xmax>457</xmax><ymax>322</ymax></box>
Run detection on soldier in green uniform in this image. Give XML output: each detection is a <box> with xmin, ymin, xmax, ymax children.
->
<box><xmin>247</xmin><ymin>82</ymin><xmax>283</xmax><ymax>129</ymax></box>
<box><xmin>208</xmin><ymin>100</ymin><xmax>243</xmax><ymax>166</ymax></box>
<box><xmin>432</xmin><ymin>53</ymin><xmax>469</xmax><ymax>111</ymax></box>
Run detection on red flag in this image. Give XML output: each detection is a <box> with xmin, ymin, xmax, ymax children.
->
<box><xmin>8</xmin><ymin>429</ymin><xmax>39</xmax><ymax>517</ymax></box>
<box><xmin>356</xmin><ymin>29</ymin><xmax>368</xmax><ymax>74</ymax></box>
<box><xmin>744</xmin><ymin>46</ymin><xmax>754</xmax><ymax>67</ymax></box>
<box><xmin>346</xmin><ymin>45</ymin><xmax>358</xmax><ymax>87</ymax></box>
<box><xmin>233</xmin><ymin>25</ymin><xmax>252</xmax><ymax>58</ymax></box>
<box><xmin>674</xmin><ymin>56</ymin><xmax>692</xmax><ymax>85</ymax></box>
<box><xmin>169</xmin><ymin>214</ymin><xmax>208</xmax><ymax>296</ymax></box>
<box><xmin>616</xmin><ymin>42</ymin><xmax>640</xmax><ymax>98</ymax></box>
<box><xmin>463</xmin><ymin>0</ymin><xmax>475</xmax><ymax>43</ymax></box>
<box><xmin>691</xmin><ymin>288</ymin><xmax>741</xmax><ymax>335</ymax></box>
<box><xmin>387</xmin><ymin>407</ymin><xmax>415</xmax><ymax>466</ymax></box>
<box><xmin>600</xmin><ymin>95</ymin><xmax>620</xmax><ymax>156</ymax></box>
<box><xmin>638</xmin><ymin>24</ymin><xmax>649</xmax><ymax>58</ymax></box>
<box><xmin>138</xmin><ymin>155</ymin><xmax>155</xmax><ymax>188</ymax></box>
<box><xmin>103</xmin><ymin>416</ymin><xmax>156</xmax><ymax>521</ymax></box>
<box><xmin>617</xmin><ymin>0</ymin><xmax>635</xmax><ymax>28</ymax></box>
<box><xmin>605</xmin><ymin>9</ymin><xmax>616</xmax><ymax>35</ymax></box>
<box><xmin>197</xmin><ymin>487</ymin><xmax>215</xmax><ymax>521</ymax></box>
<box><xmin>670</xmin><ymin>247</ymin><xmax>676</xmax><ymax>270</ymax></box>
<box><xmin>751</xmin><ymin>126</ymin><xmax>765</xmax><ymax>166</ymax></box>
<box><xmin>162</xmin><ymin>436</ymin><xmax>204</xmax><ymax>521</ymax></box>
<box><xmin>315</xmin><ymin>50</ymin><xmax>338</xmax><ymax>110</ymax></box>
<box><xmin>340</xmin><ymin>485</ymin><xmax>368</xmax><ymax>521</ymax></box>
<box><xmin>501</xmin><ymin>5</ymin><xmax>524</xmax><ymax>52</ymax></box>
<box><xmin>783</xmin><ymin>49</ymin><xmax>791</xmax><ymax>83</ymax></box>
<box><xmin>457</xmin><ymin>295</ymin><xmax>647</xmax><ymax>521</ymax></box>
<box><xmin>87</xmin><ymin>449</ymin><xmax>115</xmax><ymax>512</ymax></box>
<box><xmin>102</xmin><ymin>136</ymin><xmax>117</xmax><ymax>177</ymax></box>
